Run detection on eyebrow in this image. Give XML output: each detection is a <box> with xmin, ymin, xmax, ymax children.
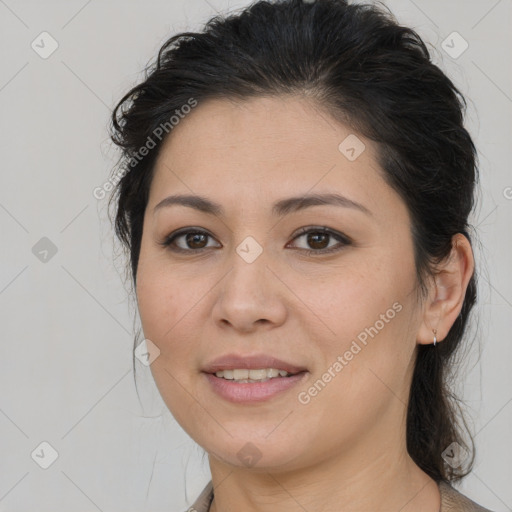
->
<box><xmin>153</xmin><ymin>192</ymin><xmax>372</xmax><ymax>217</ymax></box>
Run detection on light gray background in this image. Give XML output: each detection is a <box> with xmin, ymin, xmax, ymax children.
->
<box><xmin>0</xmin><ymin>0</ymin><xmax>510</xmax><ymax>511</ymax></box>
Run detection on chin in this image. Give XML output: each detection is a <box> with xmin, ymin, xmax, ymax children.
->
<box><xmin>197</xmin><ymin>432</ymin><xmax>307</xmax><ymax>471</ymax></box>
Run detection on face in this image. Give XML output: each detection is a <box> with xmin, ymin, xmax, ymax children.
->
<box><xmin>136</xmin><ymin>96</ymin><xmax>424</xmax><ymax>472</ymax></box>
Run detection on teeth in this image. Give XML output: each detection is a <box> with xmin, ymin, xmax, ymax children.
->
<box><xmin>214</xmin><ymin>368</ymin><xmax>291</xmax><ymax>381</ymax></box>
<box><xmin>247</xmin><ymin>369</ymin><xmax>267</xmax><ymax>380</ymax></box>
<box><xmin>233</xmin><ymin>369</ymin><xmax>249</xmax><ymax>380</ymax></box>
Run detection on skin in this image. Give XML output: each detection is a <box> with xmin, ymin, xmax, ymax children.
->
<box><xmin>135</xmin><ymin>95</ymin><xmax>474</xmax><ymax>512</ymax></box>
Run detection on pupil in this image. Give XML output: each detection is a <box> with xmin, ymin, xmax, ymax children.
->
<box><xmin>184</xmin><ymin>232</ymin><xmax>329</xmax><ymax>250</ymax></box>
<box><xmin>308</xmin><ymin>233</ymin><xmax>328</xmax><ymax>249</ymax></box>
<box><xmin>187</xmin><ymin>233</ymin><xmax>206</xmax><ymax>248</ymax></box>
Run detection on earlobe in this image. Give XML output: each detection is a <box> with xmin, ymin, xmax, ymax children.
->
<box><xmin>417</xmin><ymin>233</ymin><xmax>475</xmax><ymax>346</ymax></box>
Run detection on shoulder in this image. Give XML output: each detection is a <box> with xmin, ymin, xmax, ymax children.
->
<box><xmin>183</xmin><ymin>480</ymin><xmax>495</xmax><ymax>512</ymax></box>
<box><xmin>183</xmin><ymin>481</ymin><xmax>214</xmax><ymax>512</ymax></box>
<box><xmin>439</xmin><ymin>481</ymin><xmax>495</xmax><ymax>512</ymax></box>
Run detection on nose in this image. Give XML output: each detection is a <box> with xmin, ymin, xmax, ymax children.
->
<box><xmin>212</xmin><ymin>247</ymin><xmax>288</xmax><ymax>333</ymax></box>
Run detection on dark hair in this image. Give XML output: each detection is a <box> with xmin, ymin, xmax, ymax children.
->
<box><xmin>108</xmin><ymin>0</ymin><xmax>479</xmax><ymax>483</ymax></box>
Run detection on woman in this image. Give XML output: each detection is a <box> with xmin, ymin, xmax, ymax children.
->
<box><xmin>108</xmin><ymin>0</ymin><xmax>494</xmax><ymax>510</ymax></box>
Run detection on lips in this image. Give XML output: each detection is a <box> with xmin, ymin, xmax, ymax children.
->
<box><xmin>202</xmin><ymin>353</ymin><xmax>307</xmax><ymax>375</ymax></box>
<box><xmin>201</xmin><ymin>353</ymin><xmax>309</xmax><ymax>403</ymax></box>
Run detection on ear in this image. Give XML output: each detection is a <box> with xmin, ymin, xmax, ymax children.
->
<box><xmin>417</xmin><ymin>233</ymin><xmax>475</xmax><ymax>346</ymax></box>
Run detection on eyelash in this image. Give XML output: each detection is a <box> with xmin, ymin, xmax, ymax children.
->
<box><xmin>159</xmin><ymin>226</ymin><xmax>352</xmax><ymax>256</ymax></box>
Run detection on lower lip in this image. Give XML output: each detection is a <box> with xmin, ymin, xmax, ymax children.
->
<box><xmin>203</xmin><ymin>372</ymin><xmax>308</xmax><ymax>403</ymax></box>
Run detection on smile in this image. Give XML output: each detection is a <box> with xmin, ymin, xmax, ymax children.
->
<box><xmin>201</xmin><ymin>353</ymin><xmax>309</xmax><ymax>403</ymax></box>
<box><xmin>214</xmin><ymin>368</ymin><xmax>291</xmax><ymax>382</ymax></box>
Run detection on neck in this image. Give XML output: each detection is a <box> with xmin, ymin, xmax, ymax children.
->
<box><xmin>208</xmin><ymin>444</ymin><xmax>440</xmax><ymax>512</ymax></box>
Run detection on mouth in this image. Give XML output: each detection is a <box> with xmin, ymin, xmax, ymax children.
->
<box><xmin>201</xmin><ymin>354</ymin><xmax>308</xmax><ymax>403</ymax></box>
<box><xmin>212</xmin><ymin>367</ymin><xmax>296</xmax><ymax>383</ymax></box>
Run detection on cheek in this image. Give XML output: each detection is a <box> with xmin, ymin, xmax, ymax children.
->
<box><xmin>135</xmin><ymin>259</ymin><xmax>190</xmax><ymax>369</ymax></box>
<box><xmin>300</xmin><ymin>253</ymin><xmax>417</xmax><ymax>394</ymax></box>
<box><xmin>136</xmin><ymin>266</ymin><xmax>206</xmax><ymax>427</ymax></box>
<box><xmin>301</xmin><ymin>259</ymin><xmax>405</xmax><ymax>337</ymax></box>
<box><xmin>135</xmin><ymin>259</ymin><xmax>214</xmax><ymax>375</ymax></box>
<box><xmin>136</xmin><ymin>273</ymin><xmax>174</xmax><ymax>341</ymax></box>
<box><xmin>136</xmin><ymin>242</ymin><xmax>192</xmax><ymax>340</ymax></box>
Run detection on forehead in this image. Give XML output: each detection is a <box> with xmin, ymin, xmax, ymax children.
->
<box><xmin>149</xmin><ymin>95</ymin><xmax>404</xmax><ymax>223</ymax></box>
<box><xmin>155</xmin><ymin>95</ymin><xmax>369</xmax><ymax>169</ymax></box>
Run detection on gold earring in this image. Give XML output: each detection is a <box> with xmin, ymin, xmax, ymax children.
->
<box><xmin>433</xmin><ymin>329</ymin><xmax>437</xmax><ymax>346</ymax></box>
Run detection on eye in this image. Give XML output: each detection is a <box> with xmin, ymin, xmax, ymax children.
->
<box><xmin>159</xmin><ymin>228</ymin><xmax>221</xmax><ymax>253</ymax></box>
<box><xmin>287</xmin><ymin>226</ymin><xmax>351</xmax><ymax>255</ymax></box>
<box><xmin>159</xmin><ymin>226</ymin><xmax>351</xmax><ymax>256</ymax></box>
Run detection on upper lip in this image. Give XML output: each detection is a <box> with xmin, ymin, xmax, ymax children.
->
<box><xmin>202</xmin><ymin>354</ymin><xmax>307</xmax><ymax>375</ymax></box>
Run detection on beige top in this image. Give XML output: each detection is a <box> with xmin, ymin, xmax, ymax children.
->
<box><xmin>184</xmin><ymin>480</ymin><xmax>494</xmax><ymax>512</ymax></box>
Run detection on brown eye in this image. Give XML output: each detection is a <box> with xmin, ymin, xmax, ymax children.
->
<box><xmin>184</xmin><ymin>232</ymin><xmax>208</xmax><ymax>249</ymax></box>
<box><xmin>159</xmin><ymin>229</ymin><xmax>221</xmax><ymax>252</ymax></box>
<box><xmin>289</xmin><ymin>227</ymin><xmax>352</xmax><ymax>255</ymax></box>
<box><xmin>306</xmin><ymin>232</ymin><xmax>330</xmax><ymax>250</ymax></box>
